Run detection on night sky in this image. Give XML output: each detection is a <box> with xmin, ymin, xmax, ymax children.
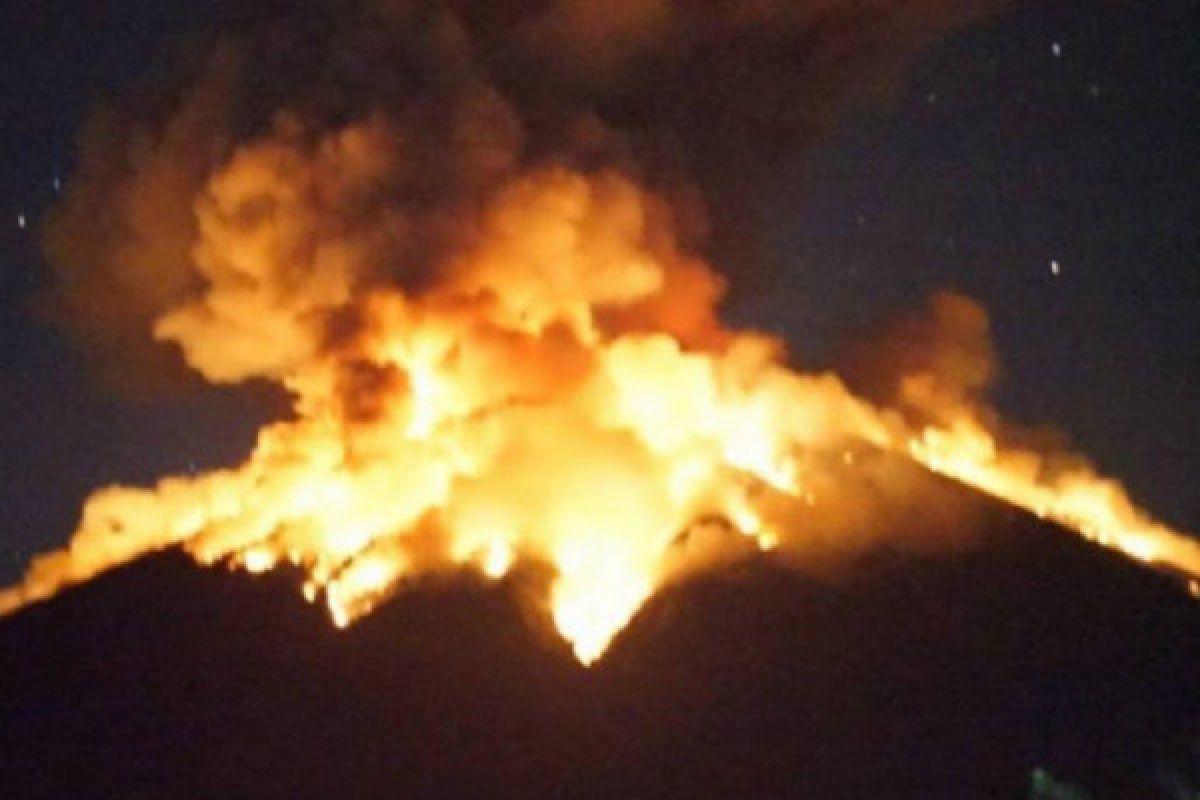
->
<box><xmin>0</xmin><ymin>0</ymin><xmax>1197</xmax><ymax>582</ymax></box>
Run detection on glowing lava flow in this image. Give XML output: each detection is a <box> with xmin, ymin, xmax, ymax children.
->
<box><xmin>907</xmin><ymin>419</ymin><xmax>1200</xmax><ymax>580</ymax></box>
<box><xmin>2</xmin><ymin>162</ymin><xmax>1195</xmax><ymax>665</ymax></box>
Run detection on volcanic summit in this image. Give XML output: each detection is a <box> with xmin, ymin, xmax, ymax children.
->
<box><xmin>3</xmin><ymin>479</ymin><xmax>1199</xmax><ymax>799</ymax></box>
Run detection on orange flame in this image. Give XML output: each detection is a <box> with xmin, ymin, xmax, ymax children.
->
<box><xmin>3</xmin><ymin>157</ymin><xmax>1195</xmax><ymax>665</ymax></box>
<box><xmin>907</xmin><ymin>418</ymin><xmax>1200</xmax><ymax>576</ymax></box>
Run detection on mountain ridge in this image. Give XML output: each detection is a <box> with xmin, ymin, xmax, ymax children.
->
<box><xmin>2</xmin><ymin>492</ymin><xmax>1198</xmax><ymax>799</ymax></box>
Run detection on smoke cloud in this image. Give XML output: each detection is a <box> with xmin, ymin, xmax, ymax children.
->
<box><xmin>15</xmin><ymin>0</ymin><xmax>1197</xmax><ymax>665</ymax></box>
<box><xmin>41</xmin><ymin>0</ymin><xmax>999</xmax><ymax>389</ymax></box>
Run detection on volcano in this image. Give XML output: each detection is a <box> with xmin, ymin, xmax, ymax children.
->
<box><xmin>2</xmin><ymin>482</ymin><xmax>1198</xmax><ymax>800</ymax></box>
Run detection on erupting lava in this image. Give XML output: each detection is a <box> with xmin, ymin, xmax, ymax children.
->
<box><xmin>3</xmin><ymin>2</ymin><xmax>1196</xmax><ymax>665</ymax></box>
<box><xmin>5</xmin><ymin>161</ymin><xmax>1198</xmax><ymax>664</ymax></box>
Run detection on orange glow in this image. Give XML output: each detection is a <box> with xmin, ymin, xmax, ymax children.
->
<box><xmin>2</xmin><ymin>160</ymin><xmax>1196</xmax><ymax>665</ymax></box>
<box><xmin>908</xmin><ymin>419</ymin><xmax>1200</xmax><ymax>575</ymax></box>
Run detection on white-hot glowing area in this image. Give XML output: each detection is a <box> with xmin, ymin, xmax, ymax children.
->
<box><xmin>4</xmin><ymin>134</ymin><xmax>1196</xmax><ymax>666</ymax></box>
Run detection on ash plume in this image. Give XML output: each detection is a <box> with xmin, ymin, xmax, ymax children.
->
<box><xmin>12</xmin><ymin>0</ymin><xmax>1199</xmax><ymax>665</ymax></box>
<box><xmin>42</xmin><ymin>0</ymin><xmax>999</xmax><ymax>389</ymax></box>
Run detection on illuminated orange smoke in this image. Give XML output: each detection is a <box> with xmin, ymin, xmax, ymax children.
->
<box><xmin>4</xmin><ymin>3</ymin><xmax>1197</xmax><ymax>665</ymax></box>
<box><xmin>4</xmin><ymin>153</ymin><xmax>1198</xmax><ymax>663</ymax></box>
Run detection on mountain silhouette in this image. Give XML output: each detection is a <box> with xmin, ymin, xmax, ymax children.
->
<box><xmin>3</xmin><ymin>487</ymin><xmax>1198</xmax><ymax>799</ymax></box>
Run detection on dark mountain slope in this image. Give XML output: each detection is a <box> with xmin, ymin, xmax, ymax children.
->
<box><xmin>2</xmin><ymin>495</ymin><xmax>1199</xmax><ymax>799</ymax></box>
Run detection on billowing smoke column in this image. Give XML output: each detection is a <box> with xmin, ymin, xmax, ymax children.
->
<box><xmin>5</xmin><ymin>0</ymin><xmax>1198</xmax><ymax>664</ymax></box>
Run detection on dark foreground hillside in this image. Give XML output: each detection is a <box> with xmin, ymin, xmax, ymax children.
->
<box><xmin>2</xmin><ymin>497</ymin><xmax>1199</xmax><ymax>799</ymax></box>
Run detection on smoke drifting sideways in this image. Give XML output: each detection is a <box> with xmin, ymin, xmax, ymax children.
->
<box><xmin>8</xmin><ymin>0</ymin><xmax>1199</xmax><ymax>665</ymax></box>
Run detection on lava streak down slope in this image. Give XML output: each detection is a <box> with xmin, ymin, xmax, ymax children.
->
<box><xmin>2</xmin><ymin>492</ymin><xmax>1198</xmax><ymax>800</ymax></box>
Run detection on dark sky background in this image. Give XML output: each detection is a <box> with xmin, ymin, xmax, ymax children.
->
<box><xmin>0</xmin><ymin>0</ymin><xmax>1196</xmax><ymax>583</ymax></box>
